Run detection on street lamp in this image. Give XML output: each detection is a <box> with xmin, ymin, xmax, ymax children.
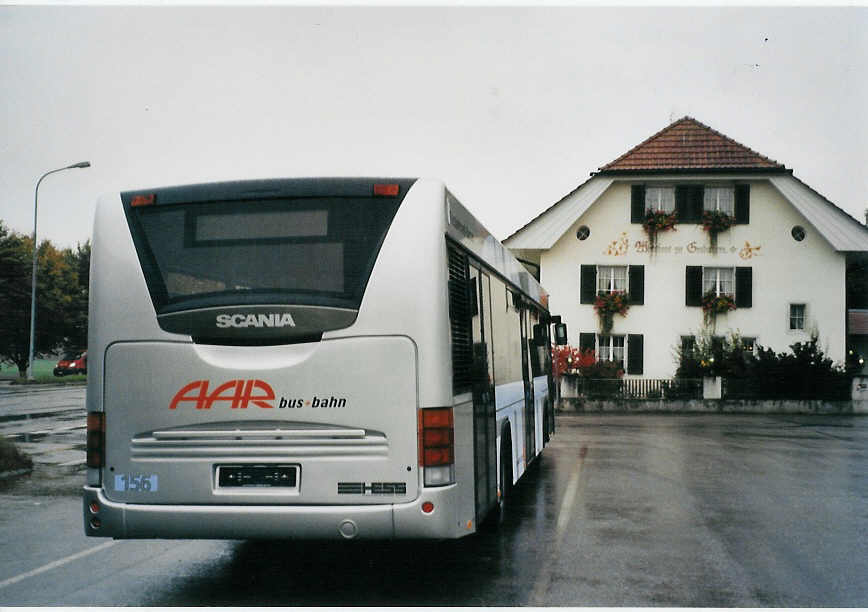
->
<box><xmin>27</xmin><ymin>161</ymin><xmax>91</xmax><ymax>380</ymax></box>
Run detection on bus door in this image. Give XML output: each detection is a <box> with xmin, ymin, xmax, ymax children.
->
<box><xmin>520</xmin><ymin>305</ymin><xmax>536</xmax><ymax>463</ymax></box>
<box><xmin>469</xmin><ymin>265</ymin><xmax>497</xmax><ymax>522</ymax></box>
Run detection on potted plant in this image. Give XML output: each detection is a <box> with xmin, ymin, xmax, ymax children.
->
<box><xmin>701</xmin><ymin>291</ymin><xmax>736</xmax><ymax>327</ymax></box>
<box><xmin>594</xmin><ymin>291</ymin><xmax>629</xmax><ymax>334</ymax></box>
<box><xmin>642</xmin><ymin>209</ymin><xmax>678</xmax><ymax>251</ymax></box>
<box><xmin>701</xmin><ymin>210</ymin><xmax>735</xmax><ymax>251</ymax></box>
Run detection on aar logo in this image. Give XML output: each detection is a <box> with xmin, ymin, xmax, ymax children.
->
<box><xmin>169</xmin><ymin>379</ymin><xmax>275</xmax><ymax>410</ymax></box>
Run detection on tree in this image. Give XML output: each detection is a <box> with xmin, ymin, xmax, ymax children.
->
<box><xmin>0</xmin><ymin>221</ymin><xmax>86</xmax><ymax>377</ymax></box>
<box><xmin>63</xmin><ymin>241</ymin><xmax>91</xmax><ymax>350</ymax></box>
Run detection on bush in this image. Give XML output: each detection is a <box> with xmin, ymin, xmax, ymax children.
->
<box><xmin>675</xmin><ymin>331</ymin><xmax>851</xmax><ymax>400</ymax></box>
<box><xmin>0</xmin><ymin>438</ymin><xmax>33</xmax><ymax>474</ymax></box>
<box><xmin>674</xmin><ymin>329</ymin><xmax>751</xmax><ymax>379</ymax></box>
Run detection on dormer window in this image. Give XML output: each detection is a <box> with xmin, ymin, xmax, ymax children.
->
<box><xmin>644</xmin><ymin>186</ymin><xmax>675</xmax><ymax>213</ymax></box>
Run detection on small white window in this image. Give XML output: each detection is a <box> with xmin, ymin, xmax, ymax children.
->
<box><xmin>597</xmin><ymin>265</ymin><xmax>627</xmax><ymax>294</ymax></box>
<box><xmin>789</xmin><ymin>304</ymin><xmax>806</xmax><ymax>330</ymax></box>
<box><xmin>703</xmin><ymin>186</ymin><xmax>735</xmax><ymax>216</ymax></box>
<box><xmin>645</xmin><ymin>186</ymin><xmax>675</xmax><ymax>214</ymax></box>
<box><xmin>598</xmin><ymin>335</ymin><xmax>625</xmax><ymax>365</ymax></box>
<box><xmin>702</xmin><ymin>267</ymin><xmax>734</xmax><ymax>297</ymax></box>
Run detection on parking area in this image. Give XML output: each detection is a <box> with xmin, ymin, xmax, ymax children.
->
<box><xmin>534</xmin><ymin>413</ymin><xmax>868</xmax><ymax>606</ymax></box>
<box><xmin>1</xmin><ymin>394</ymin><xmax>867</xmax><ymax>606</ymax></box>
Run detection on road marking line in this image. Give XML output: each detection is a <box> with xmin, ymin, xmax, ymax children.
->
<box><xmin>529</xmin><ymin>446</ymin><xmax>587</xmax><ymax>606</ymax></box>
<box><xmin>0</xmin><ymin>540</ymin><xmax>117</xmax><ymax>590</ymax></box>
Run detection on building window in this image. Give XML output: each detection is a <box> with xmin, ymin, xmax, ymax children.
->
<box><xmin>703</xmin><ymin>186</ymin><xmax>735</xmax><ymax>216</ymax></box>
<box><xmin>598</xmin><ymin>335</ymin><xmax>625</xmax><ymax>366</ymax></box>
<box><xmin>790</xmin><ymin>304</ymin><xmax>806</xmax><ymax>330</ymax></box>
<box><xmin>702</xmin><ymin>267</ymin><xmax>734</xmax><ymax>297</ymax></box>
<box><xmin>645</xmin><ymin>186</ymin><xmax>675</xmax><ymax>213</ymax></box>
<box><xmin>597</xmin><ymin>265</ymin><xmax>627</xmax><ymax>294</ymax></box>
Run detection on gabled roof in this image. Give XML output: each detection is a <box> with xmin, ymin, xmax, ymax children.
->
<box><xmin>598</xmin><ymin>116</ymin><xmax>786</xmax><ymax>173</ymax></box>
<box><xmin>504</xmin><ymin>118</ymin><xmax>868</xmax><ymax>252</ymax></box>
<box><xmin>769</xmin><ymin>174</ymin><xmax>868</xmax><ymax>252</ymax></box>
<box><xmin>504</xmin><ymin>176</ymin><xmax>612</xmax><ymax>250</ymax></box>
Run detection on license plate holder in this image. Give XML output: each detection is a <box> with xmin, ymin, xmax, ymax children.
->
<box><xmin>216</xmin><ymin>464</ymin><xmax>299</xmax><ymax>488</ymax></box>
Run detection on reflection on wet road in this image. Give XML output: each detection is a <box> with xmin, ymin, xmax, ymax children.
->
<box><xmin>1</xmin><ymin>413</ymin><xmax>866</xmax><ymax>606</ymax></box>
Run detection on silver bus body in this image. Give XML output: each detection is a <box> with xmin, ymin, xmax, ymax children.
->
<box><xmin>83</xmin><ymin>178</ymin><xmax>554</xmax><ymax>540</ymax></box>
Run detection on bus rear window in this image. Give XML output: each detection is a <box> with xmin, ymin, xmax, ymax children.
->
<box><xmin>126</xmin><ymin>195</ymin><xmax>403</xmax><ymax>314</ymax></box>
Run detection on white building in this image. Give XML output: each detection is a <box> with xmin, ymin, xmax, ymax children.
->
<box><xmin>505</xmin><ymin>117</ymin><xmax>868</xmax><ymax>379</ymax></box>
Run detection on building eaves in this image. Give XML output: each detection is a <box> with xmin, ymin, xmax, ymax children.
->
<box><xmin>769</xmin><ymin>174</ymin><xmax>868</xmax><ymax>252</ymax></box>
<box><xmin>503</xmin><ymin>176</ymin><xmax>613</xmax><ymax>250</ymax></box>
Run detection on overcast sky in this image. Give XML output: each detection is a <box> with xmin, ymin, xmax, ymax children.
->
<box><xmin>1</xmin><ymin>5</ymin><xmax>866</xmax><ymax>248</ymax></box>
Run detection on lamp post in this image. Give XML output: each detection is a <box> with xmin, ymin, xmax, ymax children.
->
<box><xmin>27</xmin><ymin>161</ymin><xmax>91</xmax><ymax>380</ymax></box>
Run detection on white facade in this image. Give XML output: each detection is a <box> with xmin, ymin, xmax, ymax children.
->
<box><xmin>532</xmin><ymin>179</ymin><xmax>846</xmax><ymax>378</ymax></box>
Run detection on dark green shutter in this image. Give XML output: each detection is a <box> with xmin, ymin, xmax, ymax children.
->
<box><xmin>736</xmin><ymin>267</ymin><xmax>752</xmax><ymax>308</ymax></box>
<box><xmin>688</xmin><ymin>185</ymin><xmax>704</xmax><ymax>223</ymax></box>
<box><xmin>579</xmin><ymin>332</ymin><xmax>596</xmax><ymax>353</ymax></box>
<box><xmin>675</xmin><ymin>186</ymin><xmax>688</xmax><ymax>222</ymax></box>
<box><xmin>580</xmin><ymin>265</ymin><xmax>597</xmax><ymax>304</ymax></box>
<box><xmin>630</xmin><ymin>185</ymin><xmax>646</xmax><ymax>223</ymax></box>
<box><xmin>627</xmin><ymin>334</ymin><xmax>644</xmax><ymax>375</ymax></box>
<box><xmin>628</xmin><ymin>265</ymin><xmax>644</xmax><ymax>305</ymax></box>
<box><xmin>686</xmin><ymin>266</ymin><xmax>703</xmax><ymax>306</ymax></box>
<box><xmin>735</xmin><ymin>184</ymin><xmax>750</xmax><ymax>224</ymax></box>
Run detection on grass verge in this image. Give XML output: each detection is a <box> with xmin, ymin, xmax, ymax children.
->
<box><xmin>9</xmin><ymin>375</ymin><xmax>87</xmax><ymax>385</ymax></box>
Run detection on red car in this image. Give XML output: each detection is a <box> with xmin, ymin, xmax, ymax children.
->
<box><xmin>54</xmin><ymin>351</ymin><xmax>87</xmax><ymax>376</ymax></box>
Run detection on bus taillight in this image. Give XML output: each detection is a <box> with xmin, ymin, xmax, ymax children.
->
<box><xmin>418</xmin><ymin>407</ymin><xmax>455</xmax><ymax>486</ymax></box>
<box><xmin>86</xmin><ymin>412</ymin><xmax>105</xmax><ymax>469</ymax></box>
<box><xmin>130</xmin><ymin>193</ymin><xmax>156</xmax><ymax>207</ymax></box>
<box><xmin>373</xmin><ymin>183</ymin><xmax>400</xmax><ymax>197</ymax></box>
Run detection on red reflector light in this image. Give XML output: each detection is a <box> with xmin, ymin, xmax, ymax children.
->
<box><xmin>86</xmin><ymin>412</ymin><xmax>105</xmax><ymax>469</ymax></box>
<box><xmin>421</xmin><ymin>501</ymin><xmax>434</xmax><ymax>514</ymax></box>
<box><xmin>421</xmin><ymin>408</ymin><xmax>453</xmax><ymax>429</ymax></box>
<box><xmin>130</xmin><ymin>193</ymin><xmax>156</xmax><ymax>207</ymax></box>
<box><xmin>89</xmin><ymin>501</ymin><xmax>100</xmax><ymax>514</ymax></box>
<box><xmin>418</xmin><ymin>407</ymin><xmax>455</xmax><ymax>469</ymax></box>
<box><xmin>373</xmin><ymin>183</ymin><xmax>400</xmax><ymax>197</ymax></box>
<box><xmin>423</xmin><ymin>428</ymin><xmax>453</xmax><ymax>447</ymax></box>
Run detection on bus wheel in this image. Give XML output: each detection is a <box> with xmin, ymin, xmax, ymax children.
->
<box><xmin>483</xmin><ymin>433</ymin><xmax>513</xmax><ymax>531</ymax></box>
<box><xmin>499</xmin><ymin>436</ymin><xmax>513</xmax><ymax>521</ymax></box>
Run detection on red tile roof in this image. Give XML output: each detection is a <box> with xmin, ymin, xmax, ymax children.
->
<box><xmin>598</xmin><ymin>117</ymin><xmax>786</xmax><ymax>173</ymax></box>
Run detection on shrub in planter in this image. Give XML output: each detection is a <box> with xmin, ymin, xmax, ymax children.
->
<box><xmin>578</xmin><ymin>359</ymin><xmax>624</xmax><ymax>399</ymax></box>
<box><xmin>551</xmin><ymin>345</ymin><xmax>595</xmax><ymax>379</ymax></box>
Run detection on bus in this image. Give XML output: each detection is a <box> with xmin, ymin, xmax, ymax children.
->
<box><xmin>84</xmin><ymin>178</ymin><xmax>557</xmax><ymax>540</ymax></box>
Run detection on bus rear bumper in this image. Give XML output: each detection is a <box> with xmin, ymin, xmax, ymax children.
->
<box><xmin>83</xmin><ymin>484</ymin><xmax>471</xmax><ymax>540</ymax></box>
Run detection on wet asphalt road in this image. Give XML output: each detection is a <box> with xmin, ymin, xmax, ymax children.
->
<box><xmin>1</xmin><ymin>402</ymin><xmax>866</xmax><ymax>606</ymax></box>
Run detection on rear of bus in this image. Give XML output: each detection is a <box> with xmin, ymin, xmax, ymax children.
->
<box><xmin>84</xmin><ymin>178</ymin><xmax>471</xmax><ymax>540</ymax></box>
